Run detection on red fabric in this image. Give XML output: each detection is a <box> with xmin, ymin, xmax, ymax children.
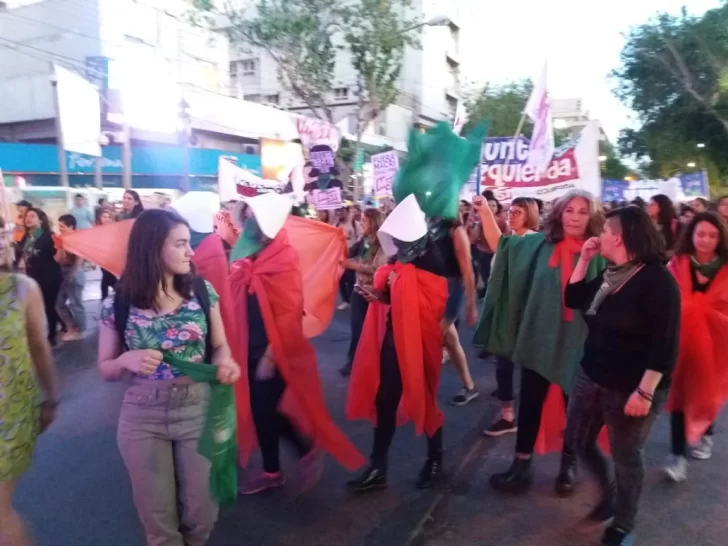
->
<box><xmin>346</xmin><ymin>263</ymin><xmax>448</xmax><ymax>437</ymax></box>
<box><xmin>667</xmin><ymin>256</ymin><xmax>728</xmax><ymax>443</ymax></box>
<box><xmin>230</xmin><ymin>229</ymin><xmax>365</xmax><ymax>471</ymax></box>
<box><xmin>59</xmin><ymin>220</ymin><xmax>134</xmax><ymax>277</ymax></box>
<box><xmin>547</xmin><ymin>236</ymin><xmax>584</xmax><ymax>322</ymax></box>
<box><xmin>534</xmin><ymin>384</ymin><xmax>611</xmax><ymax>455</ymax></box>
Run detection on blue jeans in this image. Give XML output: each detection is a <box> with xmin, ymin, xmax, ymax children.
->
<box><xmin>565</xmin><ymin>370</ymin><xmax>666</xmax><ymax>532</ymax></box>
<box><xmin>57</xmin><ymin>269</ymin><xmax>86</xmax><ymax>331</ymax></box>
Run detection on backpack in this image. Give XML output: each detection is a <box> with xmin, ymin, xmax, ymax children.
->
<box><xmin>113</xmin><ymin>276</ymin><xmax>214</xmax><ymax>362</ymax></box>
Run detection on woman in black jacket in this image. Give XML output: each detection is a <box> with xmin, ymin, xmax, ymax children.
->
<box><xmin>19</xmin><ymin>207</ymin><xmax>63</xmax><ymax>344</ymax></box>
<box><xmin>564</xmin><ymin>206</ymin><xmax>681</xmax><ymax>546</ymax></box>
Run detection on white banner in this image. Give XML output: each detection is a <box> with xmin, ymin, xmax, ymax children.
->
<box><xmin>218</xmin><ymin>158</ymin><xmax>287</xmax><ymax>201</ymax></box>
<box><xmin>54</xmin><ymin>64</ymin><xmax>101</xmax><ymax>157</ymax></box>
<box><xmin>371</xmin><ymin>151</ymin><xmax>399</xmax><ymax>198</ymax></box>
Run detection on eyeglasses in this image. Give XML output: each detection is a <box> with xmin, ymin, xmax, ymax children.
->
<box><xmin>507</xmin><ymin>209</ymin><xmax>523</xmax><ymax>217</ymax></box>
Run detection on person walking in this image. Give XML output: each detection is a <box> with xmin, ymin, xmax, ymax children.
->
<box><xmin>97</xmin><ymin>209</ymin><xmax>240</xmax><ymax>546</ymax></box>
<box><xmin>120</xmin><ymin>190</ymin><xmax>144</xmax><ymax>220</ymax></box>
<box><xmin>98</xmin><ymin>209</ymin><xmax>118</xmax><ymax>302</ymax></box>
<box><xmin>336</xmin><ymin>206</ymin><xmax>361</xmax><ymax>310</ymax></box>
<box><xmin>0</xmin><ymin>226</ymin><xmax>57</xmax><ymax>546</ymax></box>
<box><xmin>664</xmin><ymin>212</ymin><xmax>728</xmax><ymax>482</ymax></box>
<box><xmin>564</xmin><ymin>205</ymin><xmax>680</xmax><ymax>546</ymax></box>
<box><xmin>69</xmin><ymin>193</ymin><xmax>94</xmax><ymax>229</ymax></box>
<box><xmin>55</xmin><ymin>214</ymin><xmax>87</xmax><ymax>341</ymax></box>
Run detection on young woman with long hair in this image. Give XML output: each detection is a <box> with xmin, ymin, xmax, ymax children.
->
<box><xmin>715</xmin><ymin>195</ymin><xmax>728</xmax><ymax>225</ymax></box>
<box><xmin>120</xmin><ymin>190</ymin><xmax>144</xmax><ymax>220</ymax></box>
<box><xmin>0</xmin><ymin>225</ymin><xmax>57</xmax><ymax>546</ymax></box>
<box><xmin>18</xmin><ymin>207</ymin><xmax>63</xmax><ymax>344</ymax></box>
<box><xmin>340</xmin><ymin>208</ymin><xmax>387</xmax><ymax>377</ymax></box>
<box><xmin>473</xmin><ymin>189</ymin><xmax>605</xmax><ymax>495</ymax></box>
<box><xmin>565</xmin><ymin>206</ymin><xmax>680</xmax><ymax>546</ymax></box>
<box><xmin>665</xmin><ymin>212</ymin><xmax>728</xmax><ymax>482</ymax></box>
<box><xmin>97</xmin><ymin>209</ymin><xmax>240</xmax><ymax>545</ymax></box>
<box><xmin>647</xmin><ymin>194</ymin><xmax>678</xmax><ymax>255</ymax></box>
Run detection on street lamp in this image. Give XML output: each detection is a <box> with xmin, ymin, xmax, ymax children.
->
<box><xmin>598</xmin><ymin>155</ymin><xmax>608</xmax><ymax>162</ymax></box>
<box><xmin>687</xmin><ymin>162</ymin><xmax>697</xmax><ymax>168</ymax></box>
<box><xmin>403</xmin><ymin>14</ymin><xmax>450</xmax><ymax>33</ymax></box>
<box><xmin>697</xmin><ymin>143</ymin><xmax>706</xmax><ymax>149</ymax></box>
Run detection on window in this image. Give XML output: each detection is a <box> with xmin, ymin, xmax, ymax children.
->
<box><xmin>264</xmin><ymin>94</ymin><xmax>280</xmax><ymax>105</ymax></box>
<box><xmin>334</xmin><ymin>87</ymin><xmax>349</xmax><ymax>101</ymax></box>
<box><xmin>244</xmin><ymin>94</ymin><xmax>261</xmax><ymax>102</ymax></box>
<box><xmin>230</xmin><ymin>59</ymin><xmax>257</xmax><ymax>78</ymax></box>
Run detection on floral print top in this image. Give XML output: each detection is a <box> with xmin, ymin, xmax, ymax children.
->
<box><xmin>100</xmin><ymin>281</ymin><xmax>219</xmax><ymax>380</ymax></box>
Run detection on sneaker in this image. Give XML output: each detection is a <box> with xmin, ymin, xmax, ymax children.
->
<box><xmin>691</xmin><ymin>435</ymin><xmax>713</xmax><ymax>460</ymax></box>
<box><xmin>294</xmin><ymin>450</ymin><xmax>323</xmax><ymax>494</ymax></box>
<box><xmin>239</xmin><ymin>470</ymin><xmax>286</xmax><ymax>495</ymax></box>
<box><xmin>601</xmin><ymin>525</ymin><xmax>634</xmax><ymax>546</ymax></box>
<box><xmin>337</xmin><ymin>302</ymin><xmax>350</xmax><ymax>311</ymax></box>
<box><xmin>664</xmin><ymin>455</ymin><xmax>688</xmax><ymax>483</ymax></box>
<box><xmin>451</xmin><ymin>387</ymin><xmax>479</xmax><ymax>406</ymax></box>
<box><xmin>483</xmin><ymin>418</ymin><xmax>517</xmax><ymax>437</ymax></box>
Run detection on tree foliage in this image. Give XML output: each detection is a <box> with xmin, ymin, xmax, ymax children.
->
<box><xmin>463</xmin><ymin>80</ymin><xmax>534</xmax><ymax>137</ymax></box>
<box><xmin>614</xmin><ymin>3</ymin><xmax>728</xmax><ymax>187</ymax></box>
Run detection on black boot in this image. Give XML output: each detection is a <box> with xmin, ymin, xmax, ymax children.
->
<box><xmin>417</xmin><ymin>428</ymin><xmax>444</xmax><ymax>489</ymax></box>
<box><xmin>339</xmin><ymin>361</ymin><xmax>352</xmax><ymax>377</ymax></box>
<box><xmin>346</xmin><ymin>465</ymin><xmax>387</xmax><ymax>493</ymax></box>
<box><xmin>588</xmin><ymin>481</ymin><xmax>616</xmax><ymax>522</ymax></box>
<box><xmin>554</xmin><ymin>449</ymin><xmax>577</xmax><ymax>497</ymax></box>
<box><xmin>490</xmin><ymin>458</ymin><xmax>532</xmax><ymax>493</ymax></box>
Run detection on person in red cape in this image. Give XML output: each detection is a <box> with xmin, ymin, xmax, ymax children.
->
<box><xmin>346</xmin><ymin>195</ymin><xmax>449</xmax><ymax>492</ymax></box>
<box><xmin>665</xmin><ymin>212</ymin><xmax>728</xmax><ymax>482</ymax></box>
<box><xmin>230</xmin><ymin>192</ymin><xmax>365</xmax><ymax>495</ymax></box>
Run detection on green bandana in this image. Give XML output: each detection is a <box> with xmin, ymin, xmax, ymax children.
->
<box><xmin>229</xmin><ymin>216</ymin><xmax>264</xmax><ymax>263</ymax></box>
<box><xmin>690</xmin><ymin>255</ymin><xmax>724</xmax><ymax>280</ymax></box>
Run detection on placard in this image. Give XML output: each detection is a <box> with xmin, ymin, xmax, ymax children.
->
<box><xmin>309</xmin><ymin>187</ymin><xmax>343</xmax><ymax>210</ymax></box>
<box><xmin>372</xmin><ymin>151</ymin><xmax>399</xmax><ymax>198</ymax></box>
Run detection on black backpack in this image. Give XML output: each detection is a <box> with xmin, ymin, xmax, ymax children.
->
<box><xmin>113</xmin><ymin>275</ymin><xmax>214</xmax><ymax>363</ymax></box>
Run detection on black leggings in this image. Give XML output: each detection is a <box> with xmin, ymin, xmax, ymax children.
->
<box><xmin>670</xmin><ymin>411</ymin><xmax>715</xmax><ymax>456</ymax></box>
<box><xmin>339</xmin><ymin>269</ymin><xmax>356</xmax><ymax>304</ymax></box>
<box><xmin>248</xmin><ymin>359</ymin><xmax>312</xmax><ymax>474</ymax></box>
<box><xmin>39</xmin><ymin>280</ymin><xmax>61</xmax><ymax>343</ymax></box>
<box><xmin>371</xmin><ymin>323</ymin><xmax>442</xmax><ymax>473</ymax></box>
<box><xmin>101</xmin><ymin>269</ymin><xmax>117</xmax><ymax>301</ymax></box>
<box><xmin>347</xmin><ymin>291</ymin><xmax>369</xmax><ymax>364</ymax></box>
<box><xmin>516</xmin><ymin>367</ymin><xmax>568</xmax><ymax>455</ymax></box>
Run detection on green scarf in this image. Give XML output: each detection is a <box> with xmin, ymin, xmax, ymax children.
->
<box><xmin>166</xmin><ymin>355</ymin><xmax>238</xmax><ymax>506</ymax></box>
<box><xmin>690</xmin><ymin>255</ymin><xmax>724</xmax><ymax>280</ymax></box>
<box><xmin>23</xmin><ymin>228</ymin><xmax>42</xmax><ymax>254</ymax></box>
<box><xmin>229</xmin><ymin>216</ymin><xmax>264</xmax><ymax>263</ymax></box>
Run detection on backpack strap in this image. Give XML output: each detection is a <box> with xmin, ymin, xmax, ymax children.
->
<box><xmin>113</xmin><ymin>290</ymin><xmax>131</xmax><ymax>352</ymax></box>
<box><xmin>192</xmin><ymin>276</ymin><xmax>214</xmax><ymax>363</ymax></box>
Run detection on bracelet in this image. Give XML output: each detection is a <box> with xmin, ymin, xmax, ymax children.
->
<box><xmin>636</xmin><ymin>388</ymin><xmax>654</xmax><ymax>403</ymax></box>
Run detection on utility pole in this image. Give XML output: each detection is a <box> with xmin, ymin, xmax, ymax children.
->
<box><xmin>121</xmin><ymin>119</ymin><xmax>132</xmax><ymax>190</ymax></box>
<box><xmin>179</xmin><ymin>96</ymin><xmax>191</xmax><ymax>193</ymax></box>
<box><xmin>49</xmin><ymin>63</ymin><xmax>69</xmax><ymax>188</ymax></box>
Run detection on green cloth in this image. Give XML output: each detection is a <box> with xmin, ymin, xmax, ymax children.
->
<box><xmin>690</xmin><ymin>255</ymin><xmax>724</xmax><ymax>280</ymax></box>
<box><xmin>230</xmin><ymin>216</ymin><xmax>264</xmax><ymax>263</ymax></box>
<box><xmin>392</xmin><ymin>121</ymin><xmax>488</xmax><ymax>220</ymax></box>
<box><xmin>166</xmin><ymin>355</ymin><xmax>238</xmax><ymax>506</ymax></box>
<box><xmin>473</xmin><ymin>232</ymin><xmax>606</xmax><ymax>394</ymax></box>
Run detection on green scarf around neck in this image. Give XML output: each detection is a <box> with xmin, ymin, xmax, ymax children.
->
<box><xmin>165</xmin><ymin>355</ymin><xmax>238</xmax><ymax>506</ymax></box>
<box><xmin>691</xmin><ymin>255</ymin><xmax>724</xmax><ymax>280</ymax></box>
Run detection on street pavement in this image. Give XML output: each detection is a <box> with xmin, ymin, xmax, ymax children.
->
<box><xmin>13</xmin><ymin>283</ymin><xmax>728</xmax><ymax>546</ymax></box>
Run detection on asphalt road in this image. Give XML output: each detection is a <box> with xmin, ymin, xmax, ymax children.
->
<box><xmin>13</xmin><ymin>294</ymin><xmax>728</xmax><ymax>546</ymax></box>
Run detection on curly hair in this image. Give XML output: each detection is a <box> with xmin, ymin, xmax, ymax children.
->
<box><xmin>543</xmin><ymin>189</ymin><xmax>603</xmax><ymax>244</ymax></box>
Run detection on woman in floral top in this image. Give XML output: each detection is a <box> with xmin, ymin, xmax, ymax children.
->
<box><xmin>97</xmin><ymin>209</ymin><xmax>240</xmax><ymax>546</ymax></box>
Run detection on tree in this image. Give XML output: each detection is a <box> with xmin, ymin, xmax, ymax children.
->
<box><xmin>613</xmin><ymin>3</ymin><xmax>728</xmax><ymax>188</ymax></box>
<box><xmin>463</xmin><ymin>80</ymin><xmax>534</xmax><ymax>137</ymax></box>
<box><xmin>191</xmin><ymin>0</ymin><xmax>419</xmax><ymax>197</ymax></box>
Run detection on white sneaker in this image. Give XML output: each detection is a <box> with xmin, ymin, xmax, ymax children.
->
<box><xmin>664</xmin><ymin>455</ymin><xmax>688</xmax><ymax>483</ymax></box>
<box><xmin>691</xmin><ymin>436</ymin><xmax>714</xmax><ymax>460</ymax></box>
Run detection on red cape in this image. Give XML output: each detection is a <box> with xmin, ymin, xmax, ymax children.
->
<box><xmin>667</xmin><ymin>255</ymin><xmax>728</xmax><ymax>443</ymax></box>
<box><xmin>230</xmin><ymin>229</ymin><xmax>365</xmax><ymax>471</ymax></box>
<box><xmin>346</xmin><ymin>263</ymin><xmax>448</xmax><ymax>437</ymax></box>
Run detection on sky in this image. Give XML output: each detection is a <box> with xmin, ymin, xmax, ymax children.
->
<box><xmin>459</xmin><ymin>0</ymin><xmax>724</xmax><ymax>142</ymax></box>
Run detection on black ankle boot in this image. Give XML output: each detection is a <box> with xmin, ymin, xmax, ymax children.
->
<box><xmin>554</xmin><ymin>450</ymin><xmax>577</xmax><ymax>497</ymax></box>
<box><xmin>339</xmin><ymin>362</ymin><xmax>352</xmax><ymax>377</ymax></box>
<box><xmin>416</xmin><ymin>457</ymin><xmax>443</xmax><ymax>490</ymax></box>
<box><xmin>490</xmin><ymin>458</ymin><xmax>532</xmax><ymax>493</ymax></box>
<box><xmin>347</xmin><ymin>465</ymin><xmax>387</xmax><ymax>493</ymax></box>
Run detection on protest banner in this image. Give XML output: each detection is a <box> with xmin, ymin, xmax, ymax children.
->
<box><xmin>308</xmin><ymin>187</ymin><xmax>343</xmax><ymax>210</ymax></box>
<box><xmin>218</xmin><ymin>158</ymin><xmax>288</xmax><ymax>200</ymax></box>
<box><xmin>466</xmin><ymin>121</ymin><xmax>601</xmax><ymax>202</ymax></box>
<box><xmin>371</xmin><ymin>151</ymin><xmax>399</xmax><ymax>198</ymax></box>
<box><xmin>602</xmin><ymin>172</ymin><xmax>709</xmax><ymax>203</ymax></box>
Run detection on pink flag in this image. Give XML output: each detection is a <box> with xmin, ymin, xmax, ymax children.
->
<box><xmin>525</xmin><ymin>64</ymin><xmax>555</xmax><ymax>174</ymax></box>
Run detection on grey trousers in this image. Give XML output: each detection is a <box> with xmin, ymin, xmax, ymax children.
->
<box><xmin>117</xmin><ymin>378</ymin><xmax>218</xmax><ymax>546</ymax></box>
<box><xmin>565</xmin><ymin>370</ymin><xmax>665</xmax><ymax>532</ymax></box>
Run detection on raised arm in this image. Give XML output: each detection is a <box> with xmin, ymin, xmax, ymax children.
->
<box><xmin>472</xmin><ymin>196</ymin><xmax>502</xmax><ymax>252</ymax></box>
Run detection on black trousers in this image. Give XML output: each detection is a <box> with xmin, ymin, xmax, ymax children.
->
<box><xmin>347</xmin><ymin>291</ymin><xmax>369</xmax><ymax>364</ymax></box>
<box><xmin>371</xmin><ymin>323</ymin><xmax>443</xmax><ymax>473</ymax></box>
<box><xmin>339</xmin><ymin>269</ymin><xmax>356</xmax><ymax>304</ymax></box>
<box><xmin>101</xmin><ymin>269</ymin><xmax>117</xmax><ymax>301</ymax></box>
<box><xmin>37</xmin><ymin>278</ymin><xmax>61</xmax><ymax>343</ymax></box>
<box><xmin>515</xmin><ymin>367</ymin><xmax>568</xmax><ymax>454</ymax></box>
<box><xmin>670</xmin><ymin>411</ymin><xmax>715</xmax><ymax>456</ymax></box>
<box><xmin>495</xmin><ymin>356</ymin><xmax>515</xmax><ymax>402</ymax></box>
<box><xmin>248</xmin><ymin>357</ymin><xmax>311</xmax><ymax>473</ymax></box>
<box><xmin>478</xmin><ymin>251</ymin><xmax>494</xmax><ymax>295</ymax></box>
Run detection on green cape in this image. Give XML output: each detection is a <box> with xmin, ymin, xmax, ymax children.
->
<box><xmin>166</xmin><ymin>355</ymin><xmax>238</xmax><ymax>506</ymax></box>
<box><xmin>473</xmin><ymin>232</ymin><xmax>606</xmax><ymax>393</ymax></box>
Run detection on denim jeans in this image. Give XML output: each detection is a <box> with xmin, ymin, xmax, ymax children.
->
<box><xmin>118</xmin><ymin>378</ymin><xmax>218</xmax><ymax>546</ymax></box>
<box><xmin>56</xmin><ymin>269</ymin><xmax>86</xmax><ymax>331</ymax></box>
<box><xmin>565</xmin><ymin>370</ymin><xmax>666</xmax><ymax>532</ymax></box>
